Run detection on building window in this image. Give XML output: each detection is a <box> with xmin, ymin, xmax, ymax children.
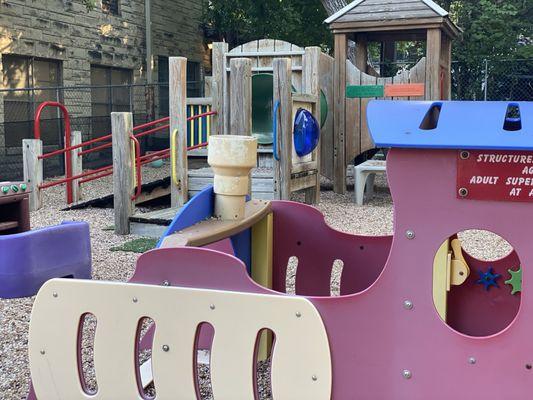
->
<box><xmin>187</xmin><ymin>61</ymin><xmax>202</xmax><ymax>97</ymax></box>
<box><xmin>157</xmin><ymin>56</ymin><xmax>203</xmax><ymax>117</ymax></box>
<box><xmin>1</xmin><ymin>55</ymin><xmax>62</xmax><ymax>147</ymax></box>
<box><xmin>90</xmin><ymin>65</ymin><xmax>132</xmax><ymax>139</ymax></box>
<box><xmin>101</xmin><ymin>0</ymin><xmax>119</xmax><ymax>15</ymax></box>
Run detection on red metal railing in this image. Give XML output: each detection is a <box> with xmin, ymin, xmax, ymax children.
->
<box><xmin>34</xmin><ymin>104</ymin><xmax>216</xmax><ymax>204</ymax></box>
<box><xmin>34</xmin><ymin>102</ymin><xmax>74</xmax><ymax>203</ymax></box>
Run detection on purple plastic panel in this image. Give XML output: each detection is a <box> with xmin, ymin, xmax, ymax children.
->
<box><xmin>0</xmin><ymin>221</ymin><xmax>91</xmax><ymax>299</ymax></box>
<box><xmin>271</xmin><ymin>201</ymin><xmax>393</xmax><ymax>296</ymax></box>
<box><xmin>309</xmin><ymin>148</ymin><xmax>533</xmax><ymax>399</ymax></box>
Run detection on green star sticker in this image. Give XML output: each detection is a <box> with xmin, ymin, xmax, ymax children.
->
<box><xmin>505</xmin><ymin>267</ymin><xmax>522</xmax><ymax>295</ymax></box>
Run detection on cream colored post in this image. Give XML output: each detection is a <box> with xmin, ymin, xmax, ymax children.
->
<box><xmin>208</xmin><ymin>135</ymin><xmax>258</xmax><ymax>220</ymax></box>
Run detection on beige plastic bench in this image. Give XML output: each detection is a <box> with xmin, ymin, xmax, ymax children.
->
<box><xmin>354</xmin><ymin>160</ymin><xmax>387</xmax><ymax>205</ymax></box>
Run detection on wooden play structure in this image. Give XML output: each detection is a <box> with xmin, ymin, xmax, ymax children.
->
<box><xmin>325</xmin><ymin>0</ymin><xmax>460</xmax><ymax>192</ymax></box>
<box><xmin>117</xmin><ymin>40</ymin><xmax>333</xmax><ymax>235</ymax></box>
<box><xmin>27</xmin><ymin>101</ymin><xmax>532</xmax><ymax>399</ymax></box>
<box><xmin>182</xmin><ymin>39</ymin><xmax>330</xmax><ymax>205</ymax></box>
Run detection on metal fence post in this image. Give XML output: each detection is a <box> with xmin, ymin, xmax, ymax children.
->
<box><xmin>483</xmin><ymin>59</ymin><xmax>489</xmax><ymax>101</ymax></box>
<box><xmin>71</xmin><ymin>131</ymin><xmax>83</xmax><ymax>203</ymax></box>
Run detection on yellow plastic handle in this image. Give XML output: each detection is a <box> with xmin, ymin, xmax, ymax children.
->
<box><xmin>171</xmin><ymin>128</ymin><xmax>180</xmax><ymax>188</ymax></box>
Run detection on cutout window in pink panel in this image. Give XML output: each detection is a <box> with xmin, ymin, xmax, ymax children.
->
<box><xmin>433</xmin><ymin>230</ymin><xmax>521</xmax><ymax>337</ymax></box>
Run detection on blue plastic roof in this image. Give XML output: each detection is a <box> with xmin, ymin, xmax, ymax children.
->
<box><xmin>367</xmin><ymin>101</ymin><xmax>533</xmax><ymax>150</ymax></box>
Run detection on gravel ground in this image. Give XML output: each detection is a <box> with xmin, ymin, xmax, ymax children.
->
<box><xmin>0</xmin><ymin>170</ymin><xmax>511</xmax><ymax>400</ymax></box>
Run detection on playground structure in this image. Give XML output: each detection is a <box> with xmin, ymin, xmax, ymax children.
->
<box><xmin>0</xmin><ymin>180</ymin><xmax>91</xmax><ymax>298</ymax></box>
<box><xmin>22</xmin><ymin>101</ymin><xmax>216</xmax><ymax>212</ymax></box>
<box><xmin>23</xmin><ymin>0</ymin><xmax>462</xmax><ymax>210</ymax></box>
<box><xmin>116</xmin><ymin>44</ymin><xmax>327</xmax><ymax>235</ymax></box>
<box><xmin>27</xmin><ymin>100</ymin><xmax>532</xmax><ymax>398</ymax></box>
<box><xmin>326</xmin><ymin>0</ymin><xmax>460</xmax><ymax>193</ymax></box>
<box><xmin>174</xmin><ymin>40</ymin><xmax>327</xmax><ymax>206</ymax></box>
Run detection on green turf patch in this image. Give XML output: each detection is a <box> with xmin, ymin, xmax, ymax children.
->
<box><xmin>110</xmin><ymin>238</ymin><xmax>158</xmax><ymax>253</ymax></box>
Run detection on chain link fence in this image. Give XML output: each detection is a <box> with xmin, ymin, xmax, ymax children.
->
<box><xmin>452</xmin><ymin>59</ymin><xmax>532</xmax><ymax>101</ymax></box>
<box><xmin>0</xmin><ymin>83</ymin><xmax>176</xmax><ymax>180</ymax></box>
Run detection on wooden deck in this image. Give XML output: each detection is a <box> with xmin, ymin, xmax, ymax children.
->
<box><xmin>189</xmin><ymin>167</ymin><xmax>275</xmax><ymax>200</ymax></box>
<box><xmin>130</xmin><ymin>207</ymin><xmax>181</xmax><ymax>226</ymax></box>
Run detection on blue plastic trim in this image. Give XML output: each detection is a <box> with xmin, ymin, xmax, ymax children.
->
<box><xmin>367</xmin><ymin>100</ymin><xmax>533</xmax><ymax>150</ymax></box>
<box><xmin>230</xmin><ymin>229</ymin><xmax>252</xmax><ymax>274</ymax></box>
<box><xmin>272</xmin><ymin>100</ymin><xmax>281</xmax><ymax>161</ymax></box>
<box><xmin>156</xmin><ymin>185</ymin><xmax>214</xmax><ymax>248</ymax></box>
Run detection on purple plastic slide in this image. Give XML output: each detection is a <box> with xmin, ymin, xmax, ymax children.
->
<box><xmin>0</xmin><ymin>221</ymin><xmax>91</xmax><ymax>299</ymax></box>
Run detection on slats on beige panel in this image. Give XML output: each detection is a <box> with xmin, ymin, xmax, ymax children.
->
<box><xmin>150</xmin><ymin>317</ymin><xmax>198</xmax><ymax>399</ymax></box>
<box><xmin>29</xmin><ymin>294</ymin><xmax>83</xmax><ymax>399</ymax></box>
<box><xmin>210</xmin><ymin>327</ymin><xmax>258</xmax><ymax>399</ymax></box>
<box><xmin>94</xmin><ymin>312</ymin><xmax>141</xmax><ymax>399</ymax></box>
<box><xmin>270</xmin><ymin>304</ymin><xmax>332</xmax><ymax>400</ymax></box>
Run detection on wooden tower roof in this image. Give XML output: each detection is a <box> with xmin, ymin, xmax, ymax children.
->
<box><xmin>325</xmin><ymin>0</ymin><xmax>460</xmax><ymax>38</ymax></box>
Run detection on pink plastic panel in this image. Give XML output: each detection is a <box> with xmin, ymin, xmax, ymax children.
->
<box><xmin>309</xmin><ymin>149</ymin><xmax>533</xmax><ymax>399</ymax></box>
<box><xmin>447</xmin><ymin>251</ymin><xmax>521</xmax><ymax>337</ymax></box>
<box><xmin>271</xmin><ymin>201</ymin><xmax>392</xmax><ymax>296</ymax></box>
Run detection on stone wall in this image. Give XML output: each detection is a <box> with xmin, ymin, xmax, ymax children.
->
<box><xmin>0</xmin><ymin>0</ymin><xmax>207</xmax><ymax>180</ymax></box>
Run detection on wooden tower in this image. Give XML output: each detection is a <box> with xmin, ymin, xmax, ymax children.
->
<box><xmin>326</xmin><ymin>0</ymin><xmax>460</xmax><ymax>193</ymax></box>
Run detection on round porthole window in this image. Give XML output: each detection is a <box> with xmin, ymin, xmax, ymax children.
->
<box><xmin>432</xmin><ymin>230</ymin><xmax>521</xmax><ymax>337</ymax></box>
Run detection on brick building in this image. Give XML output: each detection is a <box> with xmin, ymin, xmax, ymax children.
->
<box><xmin>0</xmin><ymin>0</ymin><xmax>209</xmax><ymax>179</ymax></box>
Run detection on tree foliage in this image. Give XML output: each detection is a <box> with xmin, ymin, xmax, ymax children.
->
<box><xmin>204</xmin><ymin>0</ymin><xmax>531</xmax><ymax>63</ymax></box>
<box><xmin>202</xmin><ymin>0</ymin><xmax>332</xmax><ymax>50</ymax></box>
<box><xmin>440</xmin><ymin>0</ymin><xmax>532</xmax><ymax>61</ymax></box>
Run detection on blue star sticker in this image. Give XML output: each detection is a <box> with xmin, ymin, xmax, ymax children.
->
<box><xmin>476</xmin><ymin>267</ymin><xmax>501</xmax><ymax>291</ymax></box>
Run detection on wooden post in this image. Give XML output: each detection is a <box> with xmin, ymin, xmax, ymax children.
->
<box><xmin>23</xmin><ymin>139</ymin><xmax>43</xmax><ymax>211</ymax></box>
<box><xmin>440</xmin><ymin>34</ymin><xmax>452</xmax><ymax>100</ymax></box>
<box><xmin>169</xmin><ymin>57</ymin><xmax>188</xmax><ymax>208</ymax></box>
<box><xmin>112</xmin><ymin>112</ymin><xmax>134</xmax><ymax>235</ymax></box>
<box><xmin>229</xmin><ymin>58</ymin><xmax>252</xmax><ymax>136</ymax></box>
<box><xmin>354</xmin><ymin>34</ymin><xmax>368</xmax><ymax>73</ymax></box>
<box><xmin>273</xmin><ymin>58</ymin><xmax>293</xmax><ymax>200</ymax></box>
<box><xmin>303</xmin><ymin>47</ymin><xmax>321</xmax><ymax>204</ymax></box>
<box><xmin>426</xmin><ymin>28</ymin><xmax>442</xmax><ymax>100</ymax></box>
<box><xmin>333</xmin><ymin>33</ymin><xmax>347</xmax><ymax>194</ymax></box>
<box><xmin>381</xmin><ymin>41</ymin><xmax>396</xmax><ymax>77</ymax></box>
<box><xmin>229</xmin><ymin>58</ymin><xmax>253</xmax><ymax>195</ymax></box>
<box><xmin>211</xmin><ymin>42</ymin><xmax>229</xmax><ymax>136</ymax></box>
<box><xmin>71</xmin><ymin>131</ymin><xmax>82</xmax><ymax>203</ymax></box>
